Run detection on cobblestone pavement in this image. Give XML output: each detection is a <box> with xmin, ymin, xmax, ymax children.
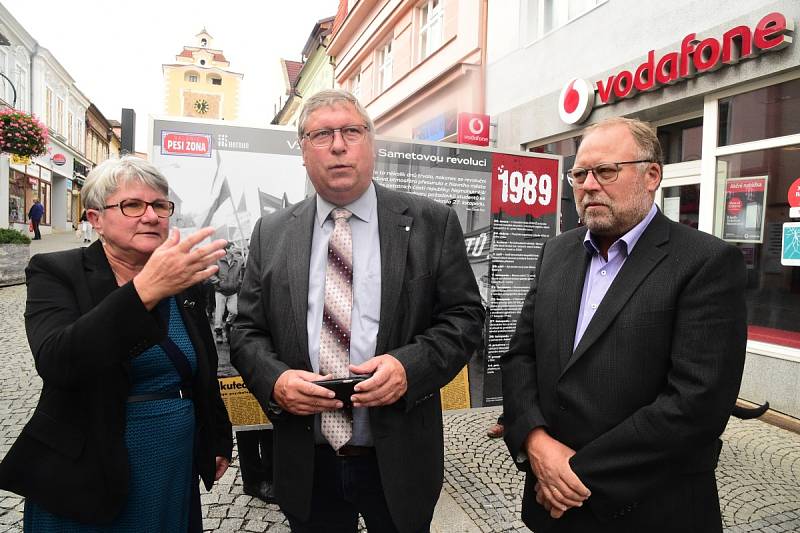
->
<box><xmin>2</xmin><ymin>266</ymin><xmax>800</xmax><ymax>531</ymax></box>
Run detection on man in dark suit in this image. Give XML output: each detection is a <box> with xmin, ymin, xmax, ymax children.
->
<box><xmin>501</xmin><ymin>117</ymin><xmax>747</xmax><ymax>533</ymax></box>
<box><xmin>231</xmin><ymin>89</ymin><xmax>484</xmax><ymax>532</ymax></box>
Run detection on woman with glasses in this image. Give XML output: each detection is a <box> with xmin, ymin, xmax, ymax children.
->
<box><xmin>0</xmin><ymin>156</ymin><xmax>233</xmax><ymax>532</ymax></box>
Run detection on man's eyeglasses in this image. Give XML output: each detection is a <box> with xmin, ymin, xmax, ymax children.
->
<box><xmin>302</xmin><ymin>124</ymin><xmax>370</xmax><ymax>148</ymax></box>
<box><xmin>566</xmin><ymin>160</ymin><xmax>654</xmax><ymax>187</ymax></box>
<box><xmin>103</xmin><ymin>199</ymin><xmax>175</xmax><ymax>218</ymax></box>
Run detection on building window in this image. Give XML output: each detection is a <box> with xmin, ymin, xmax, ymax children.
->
<box><xmin>526</xmin><ymin>0</ymin><xmax>604</xmax><ymax>42</ymax></box>
<box><xmin>714</xmin><ymin>146</ymin><xmax>800</xmax><ymax>347</ymax></box>
<box><xmin>45</xmin><ymin>87</ymin><xmax>53</xmax><ymax>128</ymax></box>
<box><xmin>350</xmin><ymin>71</ymin><xmax>362</xmax><ymax>100</ymax></box>
<box><xmin>657</xmin><ymin>117</ymin><xmax>703</xmax><ymax>164</ymax></box>
<box><xmin>56</xmin><ymin>98</ymin><xmax>64</xmax><ymax>134</ymax></box>
<box><xmin>208</xmin><ymin>75</ymin><xmax>222</xmax><ymax>86</ymax></box>
<box><xmin>419</xmin><ymin>0</ymin><xmax>444</xmax><ymax>60</ymax></box>
<box><xmin>185</xmin><ymin>71</ymin><xmax>199</xmax><ymax>82</ymax></box>
<box><xmin>378</xmin><ymin>41</ymin><xmax>393</xmax><ymax>93</ymax></box>
<box><xmin>15</xmin><ymin>64</ymin><xmax>27</xmax><ymax>111</ymax></box>
<box><xmin>718</xmin><ymin>77</ymin><xmax>800</xmax><ymax>147</ymax></box>
<box><xmin>67</xmin><ymin>112</ymin><xmax>74</xmax><ymax>146</ymax></box>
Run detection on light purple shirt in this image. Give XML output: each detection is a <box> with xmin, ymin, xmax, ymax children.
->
<box><xmin>573</xmin><ymin>203</ymin><xmax>658</xmax><ymax>350</ymax></box>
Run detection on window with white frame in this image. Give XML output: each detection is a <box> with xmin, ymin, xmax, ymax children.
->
<box><xmin>15</xmin><ymin>64</ymin><xmax>27</xmax><ymax>111</ymax></box>
<box><xmin>378</xmin><ymin>41</ymin><xmax>393</xmax><ymax>93</ymax></box>
<box><xmin>525</xmin><ymin>0</ymin><xmax>604</xmax><ymax>43</ymax></box>
<box><xmin>56</xmin><ymin>97</ymin><xmax>64</xmax><ymax>134</ymax></box>
<box><xmin>67</xmin><ymin>112</ymin><xmax>74</xmax><ymax>146</ymax></box>
<box><xmin>419</xmin><ymin>0</ymin><xmax>444</xmax><ymax>60</ymax></box>
<box><xmin>350</xmin><ymin>71</ymin><xmax>362</xmax><ymax>100</ymax></box>
<box><xmin>45</xmin><ymin>87</ymin><xmax>53</xmax><ymax>128</ymax></box>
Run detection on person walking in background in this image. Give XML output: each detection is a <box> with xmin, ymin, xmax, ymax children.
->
<box><xmin>501</xmin><ymin>117</ymin><xmax>746</xmax><ymax>532</ymax></box>
<box><xmin>231</xmin><ymin>89</ymin><xmax>485</xmax><ymax>532</ymax></box>
<box><xmin>0</xmin><ymin>156</ymin><xmax>233</xmax><ymax>532</ymax></box>
<box><xmin>211</xmin><ymin>243</ymin><xmax>244</xmax><ymax>344</ymax></box>
<box><xmin>28</xmin><ymin>198</ymin><xmax>44</xmax><ymax>240</ymax></box>
<box><xmin>79</xmin><ymin>208</ymin><xmax>93</xmax><ymax>243</ymax></box>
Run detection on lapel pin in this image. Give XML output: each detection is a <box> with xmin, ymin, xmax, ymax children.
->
<box><xmin>183</xmin><ymin>299</ymin><xmax>196</xmax><ymax>309</ymax></box>
<box><xmin>404</xmin><ymin>226</ymin><xmax>410</xmax><ymax>232</ymax></box>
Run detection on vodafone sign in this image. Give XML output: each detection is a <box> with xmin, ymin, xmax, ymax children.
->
<box><xmin>559</xmin><ymin>78</ymin><xmax>595</xmax><ymax>125</ymax></box>
<box><xmin>457</xmin><ymin>112</ymin><xmax>490</xmax><ymax>146</ymax></box>
<box><xmin>558</xmin><ymin>12</ymin><xmax>794</xmax><ymax>124</ymax></box>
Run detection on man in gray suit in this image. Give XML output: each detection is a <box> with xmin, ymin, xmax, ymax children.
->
<box><xmin>231</xmin><ymin>89</ymin><xmax>484</xmax><ymax>532</ymax></box>
<box><xmin>501</xmin><ymin>117</ymin><xmax>747</xmax><ymax>532</ymax></box>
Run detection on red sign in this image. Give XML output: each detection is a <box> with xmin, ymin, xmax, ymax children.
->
<box><xmin>51</xmin><ymin>153</ymin><xmax>66</xmax><ymax>166</ymax></box>
<box><xmin>789</xmin><ymin>177</ymin><xmax>800</xmax><ymax>208</ymax></box>
<box><xmin>491</xmin><ymin>153</ymin><xmax>559</xmax><ymax>219</ymax></box>
<box><xmin>727</xmin><ymin>196</ymin><xmax>743</xmax><ymax>215</ymax></box>
<box><xmin>559</xmin><ymin>12</ymin><xmax>793</xmax><ymax>124</ymax></box>
<box><xmin>161</xmin><ymin>131</ymin><xmax>212</xmax><ymax>157</ymax></box>
<box><xmin>457</xmin><ymin>113</ymin><xmax>490</xmax><ymax>146</ymax></box>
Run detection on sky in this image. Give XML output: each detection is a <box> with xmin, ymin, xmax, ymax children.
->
<box><xmin>1</xmin><ymin>0</ymin><xmax>339</xmax><ymax>152</ymax></box>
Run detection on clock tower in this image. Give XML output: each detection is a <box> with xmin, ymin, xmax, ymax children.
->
<box><xmin>162</xmin><ymin>28</ymin><xmax>243</xmax><ymax>121</ymax></box>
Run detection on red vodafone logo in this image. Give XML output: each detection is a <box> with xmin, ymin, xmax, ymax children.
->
<box><xmin>457</xmin><ymin>112</ymin><xmax>490</xmax><ymax>146</ymax></box>
<box><xmin>558</xmin><ymin>78</ymin><xmax>594</xmax><ymax>125</ymax></box>
<box><xmin>51</xmin><ymin>153</ymin><xmax>66</xmax><ymax>166</ymax></box>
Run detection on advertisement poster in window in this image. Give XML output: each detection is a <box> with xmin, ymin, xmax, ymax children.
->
<box><xmin>782</xmin><ymin>222</ymin><xmax>800</xmax><ymax>266</ymax></box>
<box><xmin>722</xmin><ymin>176</ymin><xmax>768</xmax><ymax>243</ymax></box>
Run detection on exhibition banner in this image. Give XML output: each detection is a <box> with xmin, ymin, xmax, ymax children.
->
<box><xmin>150</xmin><ymin>117</ymin><xmax>560</xmax><ymax>424</ymax></box>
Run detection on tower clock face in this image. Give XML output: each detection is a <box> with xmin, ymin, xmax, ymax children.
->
<box><xmin>194</xmin><ymin>99</ymin><xmax>209</xmax><ymax>114</ymax></box>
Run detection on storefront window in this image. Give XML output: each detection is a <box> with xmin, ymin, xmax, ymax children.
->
<box><xmin>662</xmin><ymin>184</ymin><xmax>699</xmax><ymax>229</ymax></box>
<box><xmin>718</xmin><ymin>78</ymin><xmax>800</xmax><ymax>147</ymax></box>
<box><xmin>715</xmin><ymin>146</ymin><xmax>800</xmax><ymax>348</ymax></box>
<box><xmin>8</xmin><ymin>170</ymin><xmax>26</xmax><ymax>223</ymax></box>
<box><xmin>657</xmin><ymin>118</ymin><xmax>702</xmax><ymax>164</ymax></box>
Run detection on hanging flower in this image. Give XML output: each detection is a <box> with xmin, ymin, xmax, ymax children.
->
<box><xmin>0</xmin><ymin>110</ymin><xmax>48</xmax><ymax>158</ymax></box>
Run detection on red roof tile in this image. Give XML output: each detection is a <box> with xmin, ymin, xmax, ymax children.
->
<box><xmin>284</xmin><ymin>60</ymin><xmax>304</xmax><ymax>88</ymax></box>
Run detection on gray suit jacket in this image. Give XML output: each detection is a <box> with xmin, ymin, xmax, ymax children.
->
<box><xmin>231</xmin><ymin>183</ymin><xmax>484</xmax><ymax>532</ymax></box>
<box><xmin>501</xmin><ymin>211</ymin><xmax>747</xmax><ymax>532</ymax></box>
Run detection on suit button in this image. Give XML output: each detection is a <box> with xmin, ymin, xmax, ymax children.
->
<box><xmin>306</xmin><ymin>426</ymin><xmax>311</xmax><ymax>431</ymax></box>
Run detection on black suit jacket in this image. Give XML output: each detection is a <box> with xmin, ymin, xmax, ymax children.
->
<box><xmin>501</xmin><ymin>212</ymin><xmax>747</xmax><ymax>532</ymax></box>
<box><xmin>231</xmin><ymin>183</ymin><xmax>485</xmax><ymax>532</ymax></box>
<box><xmin>0</xmin><ymin>242</ymin><xmax>233</xmax><ymax>524</ymax></box>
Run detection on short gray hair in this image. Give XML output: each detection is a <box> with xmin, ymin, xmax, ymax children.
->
<box><xmin>297</xmin><ymin>89</ymin><xmax>375</xmax><ymax>139</ymax></box>
<box><xmin>81</xmin><ymin>156</ymin><xmax>169</xmax><ymax>210</ymax></box>
<box><xmin>583</xmin><ymin>117</ymin><xmax>663</xmax><ymax>171</ymax></box>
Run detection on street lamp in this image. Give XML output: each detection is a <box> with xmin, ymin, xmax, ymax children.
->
<box><xmin>0</xmin><ymin>31</ymin><xmax>17</xmax><ymax>108</ymax></box>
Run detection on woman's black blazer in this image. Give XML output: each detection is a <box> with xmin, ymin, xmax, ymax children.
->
<box><xmin>0</xmin><ymin>241</ymin><xmax>233</xmax><ymax>524</ymax></box>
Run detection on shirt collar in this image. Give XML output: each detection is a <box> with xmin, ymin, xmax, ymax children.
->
<box><xmin>315</xmin><ymin>181</ymin><xmax>376</xmax><ymax>227</ymax></box>
<box><xmin>583</xmin><ymin>202</ymin><xmax>659</xmax><ymax>256</ymax></box>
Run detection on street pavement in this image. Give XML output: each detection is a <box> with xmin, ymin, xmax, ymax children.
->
<box><xmin>1</xmin><ymin>231</ymin><xmax>799</xmax><ymax>532</ymax></box>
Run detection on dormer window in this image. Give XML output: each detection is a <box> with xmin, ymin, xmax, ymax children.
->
<box><xmin>200</xmin><ymin>59</ymin><xmax>206</xmax><ymax>66</ymax></box>
<box><xmin>201</xmin><ymin>38</ymin><xmax>208</xmax><ymax>47</ymax></box>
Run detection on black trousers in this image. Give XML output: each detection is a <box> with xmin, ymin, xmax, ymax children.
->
<box><xmin>31</xmin><ymin>220</ymin><xmax>41</xmax><ymax>240</ymax></box>
<box><xmin>284</xmin><ymin>445</ymin><xmax>429</xmax><ymax>533</ymax></box>
<box><xmin>236</xmin><ymin>428</ymin><xmax>273</xmax><ymax>485</ymax></box>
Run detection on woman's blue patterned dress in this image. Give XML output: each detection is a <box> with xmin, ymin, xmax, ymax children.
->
<box><xmin>24</xmin><ymin>298</ymin><xmax>198</xmax><ymax>532</ymax></box>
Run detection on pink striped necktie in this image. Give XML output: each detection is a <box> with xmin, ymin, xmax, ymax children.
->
<box><xmin>320</xmin><ymin>207</ymin><xmax>354</xmax><ymax>450</ymax></box>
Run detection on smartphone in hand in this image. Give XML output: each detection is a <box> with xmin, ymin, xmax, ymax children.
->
<box><xmin>316</xmin><ymin>375</ymin><xmax>370</xmax><ymax>407</ymax></box>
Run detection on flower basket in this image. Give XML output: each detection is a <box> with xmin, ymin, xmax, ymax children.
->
<box><xmin>0</xmin><ymin>109</ymin><xmax>48</xmax><ymax>159</ymax></box>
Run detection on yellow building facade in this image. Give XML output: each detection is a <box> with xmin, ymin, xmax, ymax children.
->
<box><xmin>162</xmin><ymin>29</ymin><xmax>243</xmax><ymax>120</ymax></box>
